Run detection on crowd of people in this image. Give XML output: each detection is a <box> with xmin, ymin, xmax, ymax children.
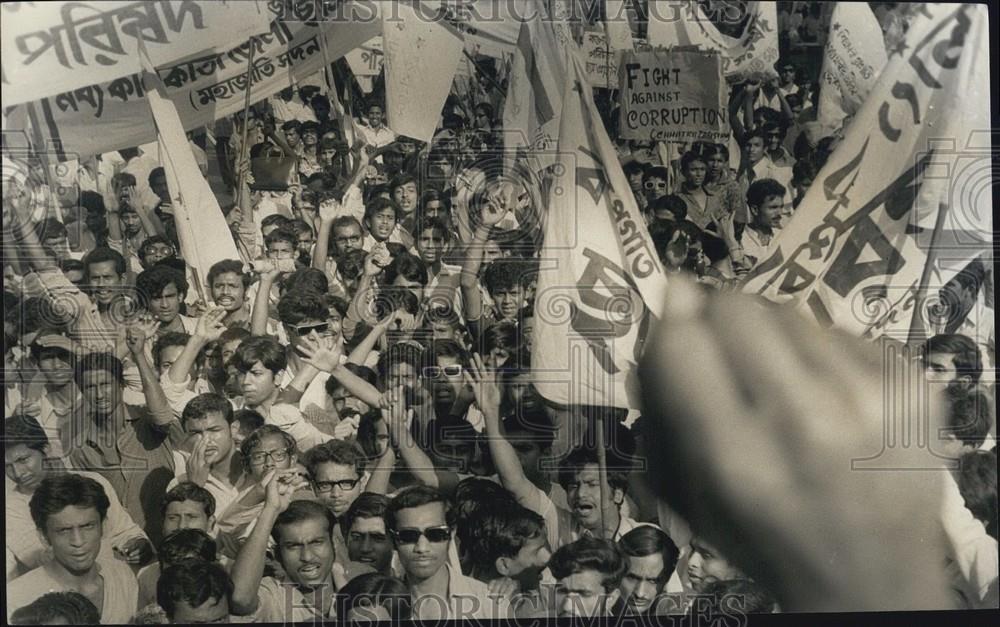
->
<box><xmin>3</xmin><ymin>2</ymin><xmax>996</xmax><ymax>624</ymax></box>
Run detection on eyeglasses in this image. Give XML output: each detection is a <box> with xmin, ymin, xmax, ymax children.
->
<box><xmin>644</xmin><ymin>181</ymin><xmax>667</xmax><ymax>190</ymax></box>
<box><xmin>248</xmin><ymin>449</ymin><xmax>291</xmax><ymax>465</ymax></box>
<box><xmin>293</xmin><ymin>322</ymin><xmax>330</xmax><ymax>336</ymax></box>
<box><xmin>424</xmin><ymin>364</ymin><xmax>463</xmax><ymax>378</ymax></box>
<box><xmin>392</xmin><ymin>526</ymin><xmax>451</xmax><ymax>545</ymax></box>
<box><xmin>314</xmin><ymin>478</ymin><xmax>360</xmax><ymax>493</ymax></box>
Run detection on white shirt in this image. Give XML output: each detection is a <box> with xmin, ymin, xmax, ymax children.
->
<box><xmin>357</xmin><ymin>123</ymin><xmax>397</xmax><ymax>149</ymax></box>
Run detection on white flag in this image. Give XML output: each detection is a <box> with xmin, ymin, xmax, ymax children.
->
<box><xmin>502</xmin><ymin>2</ymin><xmax>567</xmax><ymax>171</ymax></box>
<box><xmin>817</xmin><ymin>3</ymin><xmax>888</xmax><ymax>130</ymax></box>
<box><xmin>532</xmin><ymin>51</ymin><xmax>667</xmax><ymax>409</ymax></box>
<box><xmin>742</xmin><ymin>4</ymin><xmax>992</xmax><ymax>342</ymax></box>
<box><xmin>142</xmin><ymin>53</ymin><xmax>239</xmax><ymax>296</ymax></box>
<box><xmin>605</xmin><ymin>0</ymin><xmax>635</xmax><ymax>51</ymax></box>
<box><xmin>647</xmin><ymin>0</ymin><xmax>779</xmax><ymax>81</ymax></box>
<box><xmin>382</xmin><ymin>1</ymin><xmax>464</xmax><ymax>144</ymax></box>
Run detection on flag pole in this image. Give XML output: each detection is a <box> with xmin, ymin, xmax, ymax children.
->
<box><xmin>235</xmin><ymin>39</ymin><xmax>257</xmax><ymax>211</ymax></box>
<box><xmin>594</xmin><ymin>408</ymin><xmax>609</xmax><ymax>539</ymax></box>
<box><xmin>906</xmin><ymin>202</ymin><xmax>950</xmax><ymax>345</ymax></box>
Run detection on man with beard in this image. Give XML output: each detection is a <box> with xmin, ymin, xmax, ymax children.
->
<box><xmin>7</xmin><ymin>474</ymin><xmax>139</xmax><ymax>623</ymax></box>
<box><xmin>231</xmin><ymin>473</ymin><xmax>341</xmax><ymax>621</ymax></box>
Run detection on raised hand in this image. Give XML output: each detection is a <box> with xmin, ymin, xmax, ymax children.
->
<box><xmin>298</xmin><ymin>333</ymin><xmax>343</xmax><ymax>373</ymax></box>
<box><xmin>195</xmin><ymin>307</ymin><xmax>228</xmax><ymax>342</ymax></box>
<box><xmin>319</xmin><ymin>198</ymin><xmax>341</xmax><ymax>223</ymax></box>
<box><xmin>263</xmin><ymin>468</ymin><xmax>310</xmax><ymax>514</ymax></box>
<box><xmin>251</xmin><ymin>257</ymin><xmax>282</xmax><ymax>281</ymax></box>
<box><xmin>126</xmin><ymin>315</ymin><xmax>160</xmax><ymax>355</ymax></box>
<box><xmin>465</xmin><ymin>352</ymin><xmax>501</xmax><ymax>414</ymax></box>
<box><xmin>185</xmin><ymin>434</ymin><xmax>211</xmax><ymax>487</ymax></box>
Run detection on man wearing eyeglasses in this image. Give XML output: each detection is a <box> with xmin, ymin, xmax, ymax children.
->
<box><xmin>388</xmin><ymin>485</ymin><xmax>510</xmax><ymax>620</ymax></box>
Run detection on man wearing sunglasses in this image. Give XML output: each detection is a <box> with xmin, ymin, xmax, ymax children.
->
<box><xmin>276</xmin><ymin>289</ymin><xmax>340</xmax><ymax>417</ymax></box>
<box><xmin>388</xmin><ymin>485</ymin><xmax>509</xmax><ymax>620</ymax></box>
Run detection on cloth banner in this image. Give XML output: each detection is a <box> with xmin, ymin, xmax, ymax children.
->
<box><xmin>580</xmin><ymin>29</ymin><xmax>622</xmax><ymax>88</ymax></box>
<box><xmin>142</xmin><ymin>50</ymin><xmax>239</xmax><ymax>292</ymax></box>
<box><xmin>345</xmin><ymin>35</ymin><xmax>383</xmax><ymax>77</ymax></box>
<box><xmin>382</xmin><ymin>1</ymin><xmax>464</xmax><ymax>144</ymax></box>
<box><xmin>1</xmin><ymin>0</ymin><xmax>271</xmax><ymax>108</ymax></box>
<box><xmin>618</xmin><ymin>49</ymin><xmax>728</xmax><ymax>142</ymax></box>
<box><xmin>533</xmin><ymin>51</ymin><xmax>667</xmax><ymax>409</ymax></box>
<box><xmin>605</xmin><ymin>0</ymin><xmax>636</xmax><ymax>51</ymax></box>
<box><xmin>17</xmin><ymin>14</ymin><xmax>379</xmax><ymax>159</ymax></box>
<box><xmin>647</xmin><ymin>0</ymin><xmax>779</xmax><ymax>82</ymax></box>
<box><xmin>418</xmin><ymin>0</ymin><xmax>521</xmax><ymax>58</ymax></box>
<box><xmin>502</xmin><ymin>2</ymin><xmax>568</xmax><ymax>171</ymax></box>
<box><xmin>817</xmin><ymin>2</ymin><xmax>889</xmax><ymax>131</ymax></box>
<box><xmin>742</xmin><ymin>4</ymin><xmax>992</xmax><ymax>342</ymax></box>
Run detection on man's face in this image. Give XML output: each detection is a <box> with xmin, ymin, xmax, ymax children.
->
<box><xmin>276</xmin><ymin>517</ymin><xmax>336</xmax><ymax>588</ymax></box>
<box><xmin>80</xmin><ymin>368</ymin><xmax>119</xmax><ymax>416</ymax></box>
<box><xmin>781</xmin><ymin>67</ymin><xmax>796</xmax><ymax>84</ymax></box>
<box><xmin>185</xmin><ymin>411</ymin><xmax>234</xmax><ymax>467</ymax></box>
<box><xmin>556</xmin><ymin>569</ymin><xmax>611</xmax><ymax>618</ymax></box>
<box><xmin>238</xmin><ymin>361</ymin><xmax>278</xmax><ymax>406</ymax></box>
<box><xmin>284</xmin><ymin>127</ymin><xmax>301</xmax><ymax>147</ymax></box>
<box><xmin>644</xmin><ymin>176</ymin><xmax>667</xmax><ymax>201</ymax></box>
<box><xmin>296</xmin><ymin>229</ymin><xmax>315</xmax><ymax>256</ymax></box>
<box><xmin>506</xmin><ymin>532</ymin><xmax>551</xmax><ymax>591</ymax></box>
<box><xmin>43</xmin><ymin>234</ymin><xmax>70</xmax><ymax>260</ymax></box>
<box><xmin>565</xmin><ymin>465</ymin><xmax>616</xmax><ymax>530</ymax></box>
<box><xmin>121</xmin><ymin>210</ymin><xmax>143</xmax><ymax>236</ymax></box>
<box><xmin>266</xmin><ymin>240</ymin><xmax>296</xmax><ymax>261</ymax></box>
<box><xmin>151</xmin><ymin>175</ymin><xmax>170</xmax><ymax>202</ymax></box>
<box><xmin>42</xmin><ymin>505</ymin><xmax>104</xmax><ymax>575</ymax></box>
<box><xmin>171</xmin><ymin>595</ymin><xmax>230</xmax><ymax>624</ymax></box>
<box><xmin>482</xmin><ymin>240</ymin><xmax>503</xmax><ymax>264</ymax></box>
<box><xmin>148</xmin><ymin>281</ymin><xmax>182</xmax><ymax>324</ymax></box>
<box><xmin>347</xmin><ymin>516</ymin><xmax>394</xmax><ymax>573</ymax></box>
<box><xmin>157</xmin><ymin>344</ymin><xmax>185</xmax><ymax>378</ymax></box>
<box><xmin>393</xmin><ymin>502</ymin><xmax>451</xmax><ymax>581</ymax></box>
<box><xmin>87</xmin><ymin>260</ymin><xmax>123</xmax><ymax>306</ymax></box>
<box><xmin>627</xmin><ymin>170</ymin><xmax>644</xmax><ymax>193</ymax></box>
<box><xmin>220</xmin><ymin>339</ymin><xmax>242</xmax><ymax>367</ymax></box>
<box><xmin>389</xmin><ymin>274</ymin><xmax>425</xmax><ymax>303</ymax></box>
<box><xmin>142</xmin><ymin>242</ymin><xmax>175</xmax><ymax>267</ymax></box>
<box><xmin>211</xmin><ymin>272</ymin><xmax>246</xmax><ymax>313</ymax></box>
<box><xmin>366</xmin><ymin>208</ymin><xmax>397</xmax><ymax>242</ymax></box>
<box><xmin>765</xmin><ymin>129</ymin><xmax>784</xmax><ymax>151</ymax></box>
<box><xmin>286</xmin><ymin>317</ymin><xmax>333</xmax><ymax>354</ymax></box>
<box><xmin>386</xmin><ymin>363</ymin><xmax>418</xmax><ymax>392</ymax></box>
<box><xmin>37</xmin><ymin>351</ymin><xmax>74</xmax><ymax>387</ymax></box>
<box><xmin>684</xmin><ymin>161</ymin><xmax>707</xmax><ymax>188</ymax></box>
<box><xmin>747</xmin><ymin>136</ymin><xmax>766</xmax><ymax>163</ymax></box>
<box><xmin>429</xmin><ymin>354</ymin><xmax>465</xmax><ymax>409</ymax></box>
<box><xmin>620</xmin><ymin>553</ymin><xmax>667</xmax><ymax>613</ymax></box>
<box><xmin>320</xmin><ymin>148</ymin><xmax>338</xmax><ymax>168</ymax></box>
<box><xmin>924</xmin><ymin>351</ymin><xmax>963</xmax><ymax>387</ymax></box>
<box><xmin>368</xmin><ymin>106</ymin><xmax>384</xmax><ymax>128</ymax></box>
<box><xmin>312</xmin><ymin>461</ymin><xmax>363</xmax><ymax>517</ymax></box>
<box><xmin>509</xmin><ymin>435</ymin><xmax>547</xmax><ymax>485</ymax></box>
<box><xmin>423</xmin><ymin>200</ymin><xmax>445</xmax><ymax>220</ymax></box>
<box><xmin>393</xmin><ymin>182</ymin><xmax>418</xmax><ymax>214</ymax></box>
<box><xmin>162</xmin><ymin>499</ymin><xmax>212</xmax><ymax>535</ymax></box>
<box><xmin>492</xmin><ymin>286</ymin><xmax>524</xmax><ymax>321</ymax></box>
<box><xmin>333</xmin><ymin>223</ymin><xmax>364</xmax><ymax>256</ymax></box>
<box><xmin>416</xmin><ymin>228</ymin><xmax>446</xmax><ymax>265</ymax></box>
<box><xmin>686</xmin><ymin>537</ymin><xmax>741</xmax><ymax>592</ymax></box>
<box><xmin>706</xmin><ymin>152</ymin><xmax>726</xmax><ymax>178</ymax></box>
<box><xmin>5</xmin><ymin>444</ymin><xmax>46</xmax><ymax>492</ymax></box>
<box><xmin>752</xmin><ymin>196</ymin><xmax>784</xmax><ymax>230</ymax></box>
<box><xmin>302</xmin><ymin>128</ymin><xmax>318</xmax><ymax>147</ymax></box>
<box><xmin>245</xmin><ymin>432</ymin><xmax>293</xmax><ymax>483</ymax></box>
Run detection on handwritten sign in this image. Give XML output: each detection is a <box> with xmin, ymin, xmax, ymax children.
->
<box><xmin>1</xmin><ymin>0</ymin><xmax>270</xmax><ymax>107</ymax></box>
<box><xmin>618</xmin><ymin>49</ymin><xmax>728</xmax><ymax>141</ymax></box>
<box><xmin>580</xmin><ymin>29</ymin><xmax>621</xmax><ymax>88</ymax></box>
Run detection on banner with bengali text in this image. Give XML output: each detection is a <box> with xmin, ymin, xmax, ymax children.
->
<box><xmin>1</xmin><ymin>0</ymin><xmax>271</xmax><ymax>108</ymax></box>
<box><xmin>20</xmin><ymin>15</ymin><xmax>379</xmax><ymax>159</ymax></box>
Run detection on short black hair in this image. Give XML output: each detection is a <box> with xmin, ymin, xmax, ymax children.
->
<box><xmin>240</xmin><ymin>424</ymin><xmax>296</xmax><ymax>460</ymax></box>
<box><xmin>272</xmin><ymin>499</ymin><xmax>337</xmax><ymax>546</ymax></box>
<box><xmin>619</xmin><ymin>525</ymin><xmax>680</xmax><ymax>582</ymax></box>
<box><xmin>157</xmin><ymin>558</ymin><xmax>233</xmax><ymax>620</ymax></box>
<box><xmin>180</xmin><ymin>393</ymin><xmax>234</xmax><ymax>428</ymax></box>
<box><xmin>549</xmin><ymin>537</ymin><xmax>627</xmax><ymax>591</ymax></box>
<box><xmin>152</xmin><ymin>331</ymin><xmax>190</xmax><ymax>370</ymax></box>
<box><xmin>207</xmin><ymin>259</ymin><xmax>250</xmax><ymax>289</ymax></box>
<box><xmin>73</xmin><ymin>351</ymin><xmax>124</xmax><ymax>387</ymax></box>
<box><xmin>386</xmin><ymin>485</ymin><xmax>454</xmax><ymax>533</ymax></box>
<box><xmin>10</xmin><ymin>591</ymin><xmax>100</xmax><ymax>625</ymax></box>
<box><xmin>943</xmin><ymin>387</ymin><xmax>993</xmax><ymax>449</ymax></box>
<box><xmin>30</xmin><ymin>474</ymin><xmax>111</xmax><ymax>532</ymax></box>
<box><xmin>136</xmin><ymin>264</ymin><xmax>188</xmax><ymax>303</ymax></box>
<box><xmin>4</xmin><ymin>414</ymin><xmax>50</xmax><ymax>454</ymax></box>
<box><xmin>82</xmin><ymin>246</ymin><xmax>126</xmax><ymax>277</ymax></box>
<box><xmin>304</xmin><ymin>439</ymin><xmax>367</xmax><ymax>479</ymax></box>
<box><xmin>231</xmin><ymin>335</ymin><xmax>287</xmax><ymax>375</ymax></box>
<box><xmin>956</xmin><ymin>449</ymin><xmax>998</xmax><ymax>540</ymax></box>
<box><xmin>158</xmin><ymin>528</ymin><xmax>217</xmax><ymax>567</ymax></box>
<box><xmin>925</xmin><ymin>334</ymin><xmax>983</xmax><ymax>383</ymax></box>
<box><xmin>162</xmin><ymin>481</ymin><xmax>217</xmax><ymax>518</ymax></box>
<box><xmin>277</xmin><ymin>288</ymin><xmax>328</xmax><ymax>326</ymax></box>
<box><xmin>746</xmin><ymin>178</ymin><xmax>787</xmax><ymax>208</ymax></box>
<box><xmin>341</xmin><ymin>492</ymin><xmax>391</xmax><ymax>537</ymax></box>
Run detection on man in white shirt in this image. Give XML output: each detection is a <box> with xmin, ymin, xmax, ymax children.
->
<box><xmin>358</xmin><ymin>102</ymin><xmax>397</xmax><ymax>150</ymax></box>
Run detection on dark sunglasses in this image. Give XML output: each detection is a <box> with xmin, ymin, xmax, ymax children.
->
<box><xmin>392</xmin><ymin>526</ymin><xmax>451</xmax><ymax>545</ymax></box>
<box><xmin>294</xmin><ymin>322</ymin><xmax>329</xmax><ymax>336</ymax></box>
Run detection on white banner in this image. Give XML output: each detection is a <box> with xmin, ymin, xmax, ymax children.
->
<box><xmin>345</xmin><ymin>35</ymin><xmax>383</xmax><ymax>77</ymax></box>
<box><xmin>647</xmin><ymin>0</ymin><xmax>779</xmax><ymax>82</ymax></box>
<box><xmin>143</xmin><ymin>52</ymin><xmax>240</xmax><ymax>293</ymax></box>
<box><xmin>382</xmin><ymin>1</ymin><xmax>464</xmax><ymax>144</ymax></box>
<box><xmin>19</xmin><ymin>16</ymin><xmax>379</xmax><ymax>159</ymax></box>
<box><xmin>742</xmin><ymin>4</ymin><xmax>992</xmax><ymax>341</ymax></box>
<box><xmin>533</xmin><ymin>51</ymin><xmax>667</xmax><ymax>409</ymax></box>
<box><xmin>817</xmin><ymin>3</ymin><xmax>888</xmax><ymax>130</ymax></box>
<box><xmin>1</xmin><ymin>0</ymin><xmax>271</xmax><ymax>108</ymax></box>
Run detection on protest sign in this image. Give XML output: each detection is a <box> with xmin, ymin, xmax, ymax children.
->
<box><xmin>618</xmin><ymin>49</ymin><xmax>728</xmax><ymax>142</ymax></box>
<box><xmin>817</xmin><ymin>3</ymin><xmax>888</xmax><ymax>130</ymax></box>
<box><xmin>580</xmin><ymin>29</ymin><xmax>621</xmax><ymax>88</ymax></box>
<box><xmin>345</xmin><ymin>35</ymin><xmax>383</xmax><ymax>77</ymax></box>
<box><xmin>0</xmin><ymin>0</ymin><xmax>271</xmax><ymax>108</ymax></box>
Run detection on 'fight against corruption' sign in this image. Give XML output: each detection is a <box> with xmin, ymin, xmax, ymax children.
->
<box><xmin>618</xmin><ymin>49</ymin><xmax>728</xmax><ymax>142</ymax></box>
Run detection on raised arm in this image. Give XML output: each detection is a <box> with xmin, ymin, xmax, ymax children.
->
<box><xmin>384</xmin><ymin>386</ymin><xmax>460</xmax><ymax>495</ymax></box>
<box><xmin>125</xmin><ymin>319</ymin><xmax>174</xmax><ymax>428</ymax></box>
<box><xmin>168</xmin><ymin>308</ymin><xmax>227</xmax><ymax>386</ymax></box>
<box><xmin>250</xmin><ymin>262</ymin><xmax>282</xmax><ymax>337</ymax></box>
